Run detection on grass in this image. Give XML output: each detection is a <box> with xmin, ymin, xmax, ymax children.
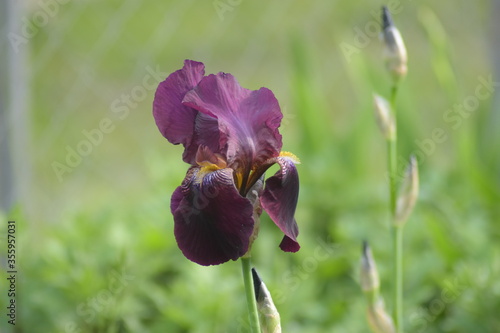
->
<box><xmin>1</xmin><ymin>0</ymin><xmax>498</xmax><ymax>332</ymax></box>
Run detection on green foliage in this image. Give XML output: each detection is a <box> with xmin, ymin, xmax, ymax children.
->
<box><xmin>1</xmin><ymin>1</ymin><xmax>498</xmax><ymax>332</ymax></box>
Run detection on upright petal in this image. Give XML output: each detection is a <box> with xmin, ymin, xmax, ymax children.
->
<box><xmin>260</xmin><ymin>155</ymin><xmax>300</xmax><ymax>252</ymax></box>
<box><xmin>153</xmin><ymin>60</ymin><xmax>208</xmax><ymax>164</ymax></box>
<box><xmin>171</xmin><ymin>167</ymin><xmax>255</xmax><ymax>266</ymax></box>
<box><xmin>182</xmin><ymin>73</ymin><xmax>283</xmax><ymax>173</ymax></box>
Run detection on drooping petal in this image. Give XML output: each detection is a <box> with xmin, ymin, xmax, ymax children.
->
<box><xmin>260</xmin><ymin>155</ymin><xmax>300</xmax><ymax>252</ymax></box>
<box><xmin>153</xmin><ymin>60</ymin><xmax>210</xmax><ymax>164</ymax></box>
<box><xmin>171</xmin><ymin>167</ymin><xmax>255</xmax><ymax>266</ymax></box>
<box><xmin>182</xmin><ymin>73</ymin><xmax>283</xmax><ymax>173</ymax></box>
<box><xmin>278</xmin><ymin>235</ymin><xmax>299</xmax><ymax>252</ymax></box>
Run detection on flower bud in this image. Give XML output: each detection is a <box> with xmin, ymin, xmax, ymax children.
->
<box><xmin>381</xmin><ymin>6</ymin><xmax>408</xmax><ymax>81</ymax></box>
<box><xmin>395</xmin><ymin>155</ymin><xmax>419</xmax><ymax>226</ymax></box>
<box><xmin>373</xmin><ymin>94</ymin><xmax>395</xmax><ymax>140</ymax></box>
<box><xmin>252</xmin><ymin>268</ymin><xmax>281</xmax><ymax>333</ymax></box>
<box><xmin>360</xmin><ymin>241</ymin><xmax>380</xmax><ymax>293</ymax></box>
<box><xmin>367</xmin><ymin>298</ymin><xmax>396</xmax><ymax>333</ymax></box>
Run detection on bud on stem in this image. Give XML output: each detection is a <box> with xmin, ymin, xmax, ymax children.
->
<box><xmin>360</xmin><ymin>241</ymin><xmax>380</xmax><ymax>306</ymax></box>
<box><xmin>395</xmin><ymin>155</ymin><xmax>419</xmax><ymax>226</ymax></box>
<box><xmin>367</xmin><ymin>298</ymin><xmax>396</xmax><ymax>333</ymax></box>
<box><xmin>373</xmin><ymin>94</ymin><xmax>396</xmax><ymax>140</ymax></box>
<box><xmin>252</xmin><ymin>268</ymin><xmax>281</xmax><ymax>333</ymax></box>
<box><xmin>381</xmin><ymin>6</ymin><xmax>408</xmax><ymax>82</ymax></box>
<box><xmin>360</xmin><ymin>242</ymin><xmax>395</xmax><ymax>333</ymax></box>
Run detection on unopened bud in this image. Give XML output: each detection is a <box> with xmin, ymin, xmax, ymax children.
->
<box><xmin>360</xmin><ymin>241</ymin><xmax>380</xmax><ymax>293</ymax></box>
<box><xmin>367</xmin><ymin>298</ymin><xmax>396</xmax><ymax>333</ymax></box>
<box><xmin>373</xmin><ymin>94</ymin><xmax>395</xmax><ymax>140</ymax></box>
<box><xmin>381</xmin><ymin>6</ymin><xmax>408</xmax><ymax>81</ymax></box>
<box><xmin>395</xmin><ymin>155</ymin><xmax>419</xmax><ymax>226</ymax></box>
<box><xmin>252</xmin><ymin>268</ymin><xmax>281</xmax><ymax>333</ymax></box>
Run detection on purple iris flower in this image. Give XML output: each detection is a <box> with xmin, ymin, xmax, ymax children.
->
<box><xmin>153</xmin><ymin>60</ymin><xmax>300</xmax><ymax>266</ymax></box>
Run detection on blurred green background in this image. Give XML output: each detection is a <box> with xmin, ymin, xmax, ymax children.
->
<box><xmin>1</xmin><ymin>0</ymin><xmax>499</xmax><ymax>332</ymax></box>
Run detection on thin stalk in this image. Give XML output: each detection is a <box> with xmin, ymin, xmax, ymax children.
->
<box><xmin>388</xmin><ymin>84</ymin><xmax>403</xmax><ymax>332</ymax></box>
<box><xmin>392</xmin><ymin>225</ymin><xmax>403</xmax><ymax>332</ymax></box>
<box><xmin>387</xmin><ymin>137</ymin><xmax>398</xmax><ymax>213</ymax></box>
<box><xmin>388</xmin><ymin>85</ymin><xmax>399</xmax><ymax>214</ymax></box>
<box><xmin>241</xmin><ymin>257</ymin><xmax>261</xmax><ymax>333</ymax></box>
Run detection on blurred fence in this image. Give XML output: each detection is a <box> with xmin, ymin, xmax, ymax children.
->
<box><xmin>1</xmin><ymin>1</ymin><xmax>31</xmax><ymax>213</ymax></box>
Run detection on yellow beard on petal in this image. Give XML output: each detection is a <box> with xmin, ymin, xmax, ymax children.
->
<box><xmin>194</xmin><ymin>160</ymin><xmax>225</xmax><ymax>185</ymax></box>
<box><xmin>279</xmin><ymin>151</ymin><xmax>301</xmax><ymax>164</ymax></box>
<box><xmin>194</xmin><ymin>146</ymin><xmax>228</xmax><ymax>185</ymax></box>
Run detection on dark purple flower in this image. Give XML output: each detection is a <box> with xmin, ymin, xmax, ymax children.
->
<box><xmin>153</xmin><ymin>60</ymin><xmax>300</xmax><ymax>266</ymax></box>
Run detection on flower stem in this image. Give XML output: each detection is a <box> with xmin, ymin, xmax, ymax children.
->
<box><xmin>392</xmin><ymin>225</ymin><xmax>403</xmax><ymax>332</ymax></box>
<box><xmin>388</xmin><ymin>84</ymin><xmax>403</xmax><ymax>333</ymax></box>
<box><xmin>388</xmin><ymin>85</ymin><xmax>398</xmax><ymax>215</ymax></box>
<box><xmin>241</xmin><ymin>257</ymin><xmax>261</xmax><ymax>333</ymax></box>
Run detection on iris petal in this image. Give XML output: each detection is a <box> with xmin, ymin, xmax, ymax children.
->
<box><xmin>182</xmin><ymin>73</ymin><xmax>283</xmax><ymax>173</ymax></box>
<box><xmin>153</xmin><ymin>60</ymin><xmax>206</xmax><ymax>164</ymax></box>
<box><xmin>171</xmin><ymin>167</ymin><xmax>255</xmax><ymax>266</ymax></box>
<box><xmin>260</xmin><ymin>156</ymin><xmax>300</xmax><ymax>252</ymax></box>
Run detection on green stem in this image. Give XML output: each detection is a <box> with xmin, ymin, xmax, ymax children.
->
<box><xmin>388</xmin><ymin>139</ymin><xmax>397</xmax><ymax>214</ymax></box>
<box><xmin>392</xmin><ymin>225</ymin><xmax>403</xmax><ymax>332</ymax></box>
<box><xmin>241</xmin><ymin>257</ymin><xmax>261</xmax><ymax>333</ymax></box>
<box><xmin>388</xmin><ymin>84</ymin><xmax>399</xmax><ymax>216</ymax></box>
<box><xmin>388</xmin><ymin>84</ymin><xmax>403</xmax><ymax>332</ymax></box>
